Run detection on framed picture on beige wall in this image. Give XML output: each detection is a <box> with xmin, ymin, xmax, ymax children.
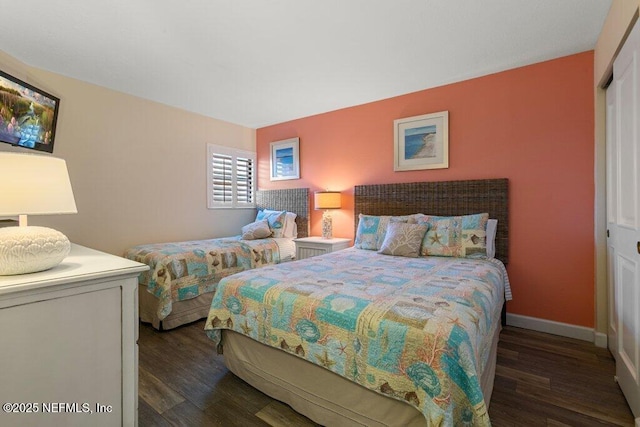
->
<box><xmin>270</xmin><ymin>137</ymin><xmax>300</xmax><ymax>180</ymax></box>
<box><xmin>394</xmin><ymin>111</ymin><xmax>449</xmax><ymax>171</ymax></box>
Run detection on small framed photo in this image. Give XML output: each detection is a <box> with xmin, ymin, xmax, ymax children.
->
<box><xmin>394</xmin><ymin>111</ymin><xmax>449</xmax><ymax>171</ymax></box>
<box><xmin>270</xmin><ymin>137</ymin><xmax>300</xmax><ymax>181</ymax></box>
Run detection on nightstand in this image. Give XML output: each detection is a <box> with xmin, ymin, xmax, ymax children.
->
<box><xmin>294</xmin><ymin>236</ymin><xmax>351</xmax><ymax>260</ymax></box>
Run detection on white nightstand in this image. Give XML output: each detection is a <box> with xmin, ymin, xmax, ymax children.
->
<box><xmin>294</xmin><ymin>236</ymin><xmax>351</xmax><ymax>260</ymax></box>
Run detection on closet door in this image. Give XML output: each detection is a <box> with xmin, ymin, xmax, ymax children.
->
<box><xmin>607</xmin><ymin>18</ymin><xmax>640</xmax><ymax>419</ymax></box>
<box><xmin>606</xmin><ymin>77</ymin><xmax>618</xmax><ymax>359</ymax></box>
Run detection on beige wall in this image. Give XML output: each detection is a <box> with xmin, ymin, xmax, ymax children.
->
<box><xmin>593</xmin><ymin>0</ymin><xmax>639</xmax><ymax>337</ymax></box>
<box><xmin>0</xmin><ymin>50</ymin><xmax>256</xmax><ymax>256</ymax></box>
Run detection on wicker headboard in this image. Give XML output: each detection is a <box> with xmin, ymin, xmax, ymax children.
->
<box><xmin>354</xmin><ymin>179</ymin><xmax>509</xmax><ymax>264</ymax></box>
<box><xmin>256</xmin><ymin>188</ymin><xmax>310</xmax><ymax>238</ymax></box>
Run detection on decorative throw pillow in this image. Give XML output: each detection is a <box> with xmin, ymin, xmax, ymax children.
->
<box><xmin>354</xmin><ymin>214</ymin><xmax>417</xmax><ymax>250</ymax></box>
<box><xmin>241</xmin><ymin>219</ymin><xmax>272</xmax><ymax>240</ymax></box>
<box><xmin>416</xmin><ymin>213</ymin><xmax>489</xmax><ymax>258</ymax></box>
<box><xmin>378</xmin><ymin>222</ymin><xmax>429</xmax><ymax>257</ymax></box>
<box><xmin>256</xmin><ymin>209</ymin><xmax>287</xmax><ymax>238</ymax></box>
<box><xmin>282</xmin><ymin>212</ymin><xmax>298</xmax><ymax>238</ymax></box>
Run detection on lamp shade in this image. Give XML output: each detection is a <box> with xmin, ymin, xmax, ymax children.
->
<box><xmin>0</xmin><ymin>152</ymin><xmax>77</xmax><ymax>216</ymax></box>
<box><xmin>0</xmin><ymin>153</ymin><xmax>77</xmax><ymax>275</ymax></box>
<box><xmin>314</xmin><ymin>191</ymin><xmax>341</xmax><ymax>210</ymax></box>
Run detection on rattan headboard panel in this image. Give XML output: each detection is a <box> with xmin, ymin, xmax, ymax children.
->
<box><xmin>354</xmin><ymin>179</ymin><xmax>509</xmax><ymax>264</ymax></box>
<box><xmin>256</xmin><ymin>188</ymin><xmax>309</xmax><ymax>238</ymax></box>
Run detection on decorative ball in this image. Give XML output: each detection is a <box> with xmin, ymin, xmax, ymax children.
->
<box><xmin>0</xmin><ymin>226</ymin><xmax>71</xmax><ymax>275</ymax></box>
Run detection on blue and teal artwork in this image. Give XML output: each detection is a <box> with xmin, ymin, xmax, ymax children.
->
<box><xmin>275</xmin><ymin>147</ymin><xmax>294</xmax><ymax>175</ymax></box>
<box><xmin>404</xmin><ymin>125</ymin><xmax>437</xmax><ymax>160</ymax></box>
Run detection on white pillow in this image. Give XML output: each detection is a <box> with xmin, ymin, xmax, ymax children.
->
<box><xmin>283</xmin><ymin>212</ymin><xmax>298</xmax><ymax>238</ymax></box>
<box><xmin>486</xmin><ymin>219</ymin><xmax>498</xmax><ymax>259</ymax></box>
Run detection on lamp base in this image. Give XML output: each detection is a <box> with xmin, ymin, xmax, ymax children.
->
<box><xmin>321</xmin><ymin>211</ymin><xmax>333</xmax><ymax>239</ymax></box>
<box><xmin>0</xmin><ymin>226</ymin><xmax>71</xmax><ymax>275</ymax></box>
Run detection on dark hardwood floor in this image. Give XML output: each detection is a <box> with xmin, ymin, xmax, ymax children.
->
<box><xmin>138</xmin><ymin>321</ymin><xmax>635</xmax><ymax>426</ymax></box>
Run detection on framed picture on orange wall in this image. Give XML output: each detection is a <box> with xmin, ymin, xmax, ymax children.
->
<box><xmin>394</xmin><ymin>111</ymin><xmax>449</xmax><ymax>171</ymax></box>
<box><xmin>270</xmin><ymin>137</ymin><xmax>300</xmax><ymax>180</ymax></box>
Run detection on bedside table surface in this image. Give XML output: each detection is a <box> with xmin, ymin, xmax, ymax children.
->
<box><xmin>294</xmin><ymin>236</ymin><xmax>351</xmax><ymax>244</ymax></box>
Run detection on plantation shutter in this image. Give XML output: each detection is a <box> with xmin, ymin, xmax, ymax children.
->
<box><xmin>207</xmin><ymin>144</ymin><xmax>255</xmax><ymax>208</ymax></box>
<box><xmin>211</xmin><ymin>153</ymin><xmax>233</xmax><ymax>203</ymax></box>
<box><xmin>235</xmin><ymin>155</ymin><xmax>254</xmax><ymax>205</ymax></box>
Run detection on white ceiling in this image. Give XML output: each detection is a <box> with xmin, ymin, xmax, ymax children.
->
<box><xmin>1</xmin><ymin>1</ymin><xmax>611</xmax><ymax>129</ymax></box>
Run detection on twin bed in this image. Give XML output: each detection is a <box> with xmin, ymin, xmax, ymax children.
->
<box><xmin>203</xmin><ymin>179</ymin><xmax>511</xmax><ymax>426</ymax></box>
<box><xmin>124</xmin><ymin>188</ymin><xmax>310</xmax><ymax>330</ymax></box>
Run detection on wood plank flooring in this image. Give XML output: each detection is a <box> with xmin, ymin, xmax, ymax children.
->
<box><xmin>138</xmin><ymin>321</ymin><xmax>635</xmax><ymax>426</ymax></box>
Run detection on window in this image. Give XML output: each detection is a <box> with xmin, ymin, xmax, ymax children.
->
<box><xmin>207</xmin><ymin>144</ymin><xmax>256</xmax><ymax>209</ymax></box>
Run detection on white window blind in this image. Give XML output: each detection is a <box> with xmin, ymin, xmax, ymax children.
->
<box><xmin>207</xmin><ymin>144</ymin><xmax>255</xmax><ymax>209</ymax></box>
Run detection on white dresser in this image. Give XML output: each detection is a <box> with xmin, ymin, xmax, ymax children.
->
<box><xmin>0</xmin><ymin>244</ymin><xmax>148</xmax><ymax>427</ymax></box>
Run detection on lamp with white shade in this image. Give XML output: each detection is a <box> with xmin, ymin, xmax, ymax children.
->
<box><xmin>314</xmin><ymin>191</ymin><xmax>341</xmax><ymax>239</ymax></box>
<box><xmin>0</xmin><ymin>152</ymin><xmax>77</xmax><ymax>275</ymax></box>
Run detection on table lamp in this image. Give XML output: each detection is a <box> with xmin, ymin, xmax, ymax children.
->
<box><xmin>0</xmin><ymin>152</ymin><xmax>77</xmax><ymax>275</ymax></box>
<box><xmin>314</xmin><ymin>191</ymin><xmax>341</xmax><ymax>239</ymax></box>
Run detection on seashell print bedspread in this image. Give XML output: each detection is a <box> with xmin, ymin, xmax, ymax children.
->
<box><xmin>205</xmin><ymin>247</ymin><xmax>510</xmax><ymax>426</ymax></box>
<box><xmin>124</xmin><ymin>237</ymin><xmax>281</xmax><ymax>320</ymax></box>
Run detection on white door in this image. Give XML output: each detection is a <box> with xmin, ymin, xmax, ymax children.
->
<box><xmin>607</xmin><ymin>18</ymin><xmax>640</xmax><ymax>419</ymax></box>
<box><xmin>607</xmin><ymin>72</ymin><xmax>618</xmax><ymax>358</ymax></box>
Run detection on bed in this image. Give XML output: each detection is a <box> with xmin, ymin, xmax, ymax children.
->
<box><xmin>124</xmin><ymin>188</ymin><xmax>309</xmax><ymax>330</ymax></box>
<box><xmin>205</xmin><ymin>179</ymin><xmax>510</xmax><ymax>426</ymax></box>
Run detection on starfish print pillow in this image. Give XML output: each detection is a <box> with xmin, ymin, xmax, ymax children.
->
<box><xmin>416</xmin><ymin>213</ymin><xmax>489</xmax><ymax>258</ymax></box>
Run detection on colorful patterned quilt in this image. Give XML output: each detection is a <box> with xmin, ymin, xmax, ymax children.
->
<box><xmin>205</xmin><ymin>248</ymin><xmax>509</xmax><ymax>426</ymax></box>
<box><xmin>124</xmin><ymin>237</ymin><xmax>281</xmax><ymax>320</ymax></box>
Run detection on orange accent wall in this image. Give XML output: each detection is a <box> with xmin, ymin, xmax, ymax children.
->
<box><xmin>257</xmin><ymin>51</ymin><xmax>595</xmax><ymax>328</ymax></box>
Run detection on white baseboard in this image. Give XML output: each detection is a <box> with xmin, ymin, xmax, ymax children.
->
<box><xmin>594</xmin><ymin>332</ymin><xmax>608</xmax><ymax>348</ymax></box>
<box><xmin>506</xmin><ymin>313</ymin><xmax>607</xmax><ymax>347</ymax></box>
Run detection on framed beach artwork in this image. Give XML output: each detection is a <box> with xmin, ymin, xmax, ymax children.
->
<box><xmin>270</xmin><ymin>137</ymin><xmax>300</xmax><ymax>180</ymax></box>
<box><xmin>393</xmin><ymin>111</ymin><xmax>449</xmax><ymax>171</ymax></box>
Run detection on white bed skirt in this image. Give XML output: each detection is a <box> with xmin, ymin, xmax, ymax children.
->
<box><xmin>139</xmin><ymin>284</ymin><xmax>213</xmax><ymax>330</ymax></box>
<box><xmin>221</xmin><ymin>325</ymin><xmax>500</xmax><ymax>426</ymax></box>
